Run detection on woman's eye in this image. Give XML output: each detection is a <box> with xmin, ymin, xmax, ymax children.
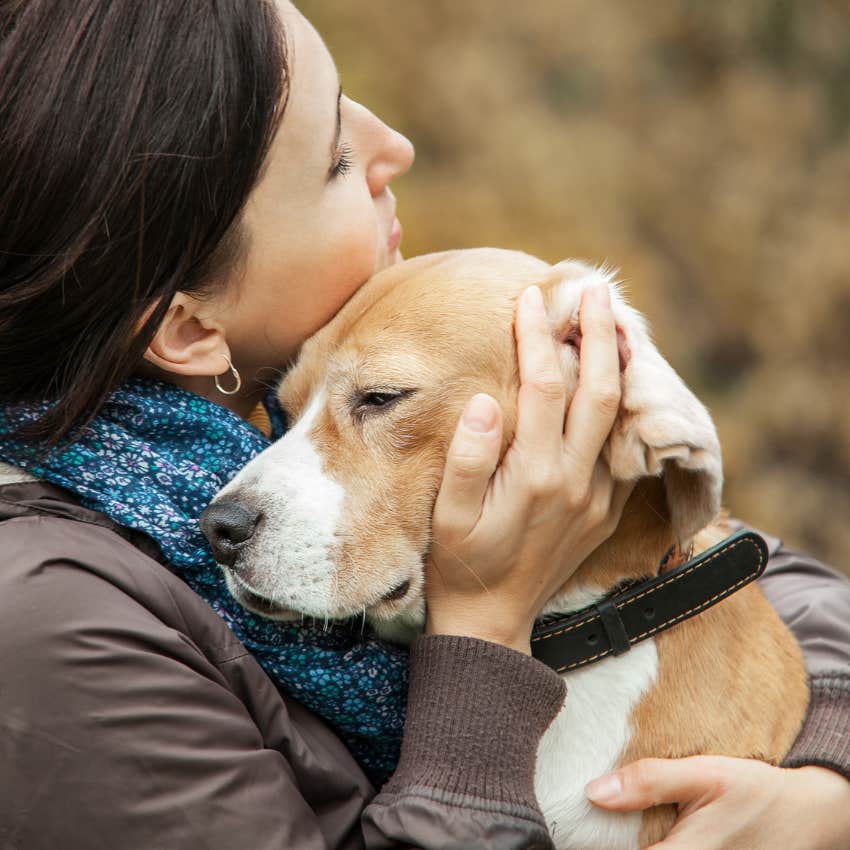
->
<box><xmin>330</xmin><ymin>142</ymin><xmax>355</xmax><ymax>179</ymax></box>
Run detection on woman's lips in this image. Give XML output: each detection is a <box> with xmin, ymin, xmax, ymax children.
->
<box><xmin>388</xmin><ymin>216</ymin><xmax>403</xmax><ymax>253</ymax></box>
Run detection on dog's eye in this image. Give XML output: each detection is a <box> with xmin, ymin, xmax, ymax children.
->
<box><xmin>362</xmin><ymin>392</ymin><xmax>400</xmax><ymax>408</ymax></box>
<box><xmin>352</xmin><ymin>388</ymin><xmax>415</xmax><ymax>417</ymax></box>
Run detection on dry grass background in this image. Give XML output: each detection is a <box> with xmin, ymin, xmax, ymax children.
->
<box><xmin>300</xmin><ymin>0</ymin><xmax>850</xmax><ymax>575</ymax></box>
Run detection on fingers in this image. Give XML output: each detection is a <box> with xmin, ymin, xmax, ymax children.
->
<box><xmin>563</xmin><ymin>283</ymin><xmax>621</xmax><ymax>479</ymax></box>
<box><xmin>514</xmin><ymin>285</ymin><xmax>568</xmax><ymax>459</ymax></box>
<box><xmin>578</xmin><ymin>462</ymin><xmax>636</xmax><ymax>535</ymax></box>
<box><xmin>645</xmin><ymin>840</ymin><xmax>687</xmax><ymax>850</ymax></box>
<box><xmin>644</xmin><ymin>829</ymin><xmax>711</xmax><ymax>850</ymax></box>
<box><xmin>432</xmin><ymin>393</ymin><xmax>503</xmax><ymax>541</ymax></box>
<box><xmin>586</xmin><ymin>757</ymin><xmax>724</xmax><ymax>812</ymax></box>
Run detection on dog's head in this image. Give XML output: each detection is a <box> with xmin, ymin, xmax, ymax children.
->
<box><xmin>201</xmin><ymin>249</ymin><xmax>722</xmax><ymax>633</ymax></box>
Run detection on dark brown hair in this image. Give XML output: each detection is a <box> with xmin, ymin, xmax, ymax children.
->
<box><xmin>0</xmin><ymin>0</ymin><xmax>288</xmax><ymax>443</ymax></box>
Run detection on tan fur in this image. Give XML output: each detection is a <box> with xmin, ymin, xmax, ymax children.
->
<box><xmin>277</xmin><ymin>250</ymin><xmax>541</xmax><ymax>618</ymax></box>
<box><xmin>576</xmin><ymin>494</ymin><xmax>810</xmax><ymax>847</ymax></box>
<box><xmin>275</xmin><ymin>249</ymin><xmax>809</xmax><ymax>845</ymax></box>
<box><xmin>560</xmin><ymin>486</ymin><xmax>808</xmax><ymax>847</ymax></box>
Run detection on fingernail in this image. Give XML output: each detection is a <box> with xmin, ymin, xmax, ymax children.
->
<box><xmin>586</xmin><ymin>773</ymin><xmax>622</xmax><ymax>803</ymax></box>
<box><xmin>523</xmin><ymin>285</ymin><xmax>546</xmax><ymax>315</ymax></box>
<box><xmin>462</xmin><ymin>393</ymin><xmax>498</xmax><ymax>433</ymax></box>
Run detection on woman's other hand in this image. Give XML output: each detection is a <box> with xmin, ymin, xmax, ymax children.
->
<box><xmin>586</xmin><ymin>756</ymin><xmax>850</xmax><ymax>850</ymax></box>
<box><xmin>425</xmin><ymin>282</ymin><xmax>634</xmax><ymax>653</ymax></box>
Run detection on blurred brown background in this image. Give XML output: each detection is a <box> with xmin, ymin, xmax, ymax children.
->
<box><xmin>300</xmin><ymin>0</ymin><xmax>850</xmax><ymax>575</ymax></box>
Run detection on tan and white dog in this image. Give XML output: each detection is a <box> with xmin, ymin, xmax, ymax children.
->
<box><xmin>205</xmin><ymin>249</ymin><xmax>809</xmax><ymax>850</ymax></box>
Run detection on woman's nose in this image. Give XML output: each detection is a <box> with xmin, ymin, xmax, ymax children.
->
<box><xmin>367</xmin><ymin>121</ymin><xmax>415</xmax><ymax>197</ymax></box>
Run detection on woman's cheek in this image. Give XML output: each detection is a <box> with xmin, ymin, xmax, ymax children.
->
<box><xmin>326</xmin><ymin>215</ymin><xmax>382</xmax><ymax>291</ymax></box>
<box><xmin>238</xmin><ymin>205</ymin><xmax>383</xmax><ymax>361</ymax></box>
<box><xmin>286</xmin><ymin>235</ymin><xmax>376</xmax><ymax>344</ymax></box>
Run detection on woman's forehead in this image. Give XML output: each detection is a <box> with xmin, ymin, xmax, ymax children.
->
<box><xmin>270</xmin><ymin>1</ymin><xmax>340</xmax><ymax>163</ymax></box>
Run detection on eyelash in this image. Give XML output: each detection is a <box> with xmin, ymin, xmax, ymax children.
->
<box><xmin>330</xmin><ymin>142</ymin><xmax>355</xmax><ymax>179</ymax></box>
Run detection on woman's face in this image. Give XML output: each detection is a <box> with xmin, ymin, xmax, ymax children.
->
<box><xmin>212</xmin><ymin>1</ymin><xmax>415</xmax><ymax>382</ymax></box>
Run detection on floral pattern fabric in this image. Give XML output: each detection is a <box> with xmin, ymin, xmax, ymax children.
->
<box><xmin>0</xmin><ymin>377</ymin><xmax>407</xmax><ymax>783</ymax></box>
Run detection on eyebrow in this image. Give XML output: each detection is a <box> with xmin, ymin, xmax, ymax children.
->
<box><xmin>328</xmin><ymin>84</ymin><xmax>342</xmax><ymax>170</ymax></box>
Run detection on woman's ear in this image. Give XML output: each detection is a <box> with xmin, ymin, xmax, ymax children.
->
<box><xmin>142</xmin><ymin>292</ymin><xmax>230</xmax><ymax>377</ymax></box>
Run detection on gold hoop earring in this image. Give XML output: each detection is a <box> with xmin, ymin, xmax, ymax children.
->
<box><xmin>214</xmin><ymin>354</ymin><xmax>242</xmax><ymax>396</ymax></box>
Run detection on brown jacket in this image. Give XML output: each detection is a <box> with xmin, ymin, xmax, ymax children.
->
<box><xmin>0</xmin><ymin>476</ymin><xmax>848</xmax><ymax>850</ymax></box>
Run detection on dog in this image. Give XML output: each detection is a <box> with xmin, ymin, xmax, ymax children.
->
<box><xmin>202</xmin><ymin>249</ymin><xmax>809</xmax><ymax>849</ymax></box>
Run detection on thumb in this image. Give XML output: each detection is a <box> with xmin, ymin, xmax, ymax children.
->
<box><xmin>433</xmin><ymin>394</ymin><xmax>502</xmax><ymax>539</ymax></box>
<box><xmin>586</xmin><ymin>757</ymin><xmax>719</xmax><ymax>812</ymax></box>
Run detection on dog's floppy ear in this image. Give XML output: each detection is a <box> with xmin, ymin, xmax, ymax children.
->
<box><xmin>542</xmin><ymin>260</ymin><xmax>723</xmax><ymax>546</ymax></box>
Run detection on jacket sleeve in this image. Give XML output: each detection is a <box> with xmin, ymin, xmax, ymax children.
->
<box><xmin>0</xmin><ymin>548</ymin><xmax>343</xmax><ymax>850</ymax></box>
<box><xmin>362</xmin><ymin>635</ymin><xmax>564</xmax><ymax>850</ymax></box>
<box><xmin>0</xmin><ymin>536</ymin><xmax>563</xmax><ymax>850</ymax></box>
<box><xmin>749</xmin><ymin>524</ymin><xmax>850</xmax><ymax>780</ymax></box>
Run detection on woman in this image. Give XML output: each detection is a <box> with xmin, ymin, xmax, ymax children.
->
<box><xmin>0</xmin><ymin>2</ymin><xmax>847</xmax><ymax>849</ymax></box>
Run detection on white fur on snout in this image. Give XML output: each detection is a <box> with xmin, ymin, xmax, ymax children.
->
<box><xmin>216</xmin><ymin>390</ymin><xmax>345</xmax><ymax>617</ymax></box>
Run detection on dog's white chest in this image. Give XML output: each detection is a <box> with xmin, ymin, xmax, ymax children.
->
<box><xmin>535</xmin><ymin>639</ymin><xmax>658</xmax><ymax>850</ymax></box>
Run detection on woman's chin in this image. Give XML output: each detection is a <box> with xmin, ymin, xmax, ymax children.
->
<box><xmin>377</xmin><ymin>248</ymin><xmax>403</xmax><ymax>274</ymax></box>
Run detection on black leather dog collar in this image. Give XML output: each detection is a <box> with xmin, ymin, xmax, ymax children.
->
<box><xmin>530</xmin><ymin>530</ymin><xmax>768</xmax><ymax>674</ymax></box>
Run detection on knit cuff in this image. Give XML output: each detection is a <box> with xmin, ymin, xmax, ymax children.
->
<box><xmin>384</xmin><ymin>634</ymin><xmax>566</xmax><ymax>809</ymax></box>
<box><xmin>783</xmin><ymin>673</ymin><xmax>850</xmax><ymax>781</ymax></box>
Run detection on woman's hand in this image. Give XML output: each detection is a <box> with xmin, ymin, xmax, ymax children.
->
<box><xmin>586</xmin><ymin>756</ymin><xmax>850</xmax><ymax>850</ymax></box>
<box><xmin>425</xmin><ymin>282</ymin><xmax>634</xmax><ymax>653</ymax></box>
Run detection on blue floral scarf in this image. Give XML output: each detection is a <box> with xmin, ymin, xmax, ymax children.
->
<box><xmin>0</xmin><ymin>377</ymin><xmax>408</xmax><ymax>783</ymax></box>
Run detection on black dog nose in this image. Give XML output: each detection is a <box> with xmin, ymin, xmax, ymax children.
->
<box><xmin>200</xmin><ymin>500</ymin><xmax>261</xmax><ymax>567</ymax></box>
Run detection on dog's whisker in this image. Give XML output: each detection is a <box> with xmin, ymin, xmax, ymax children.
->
<box><xmin>636</xmin><ymin>488</ymin><xmax>671</xmax><ymax>528</ymax></box>
<box><xmin>431</xmin><ymin>539</ymin><xmax>490</xmax><ymax>594</ymax></box>
<box><xmin>428</xmin><ymin>558</ymin><xmax>446</xmax><ymax>584</ymax></box>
